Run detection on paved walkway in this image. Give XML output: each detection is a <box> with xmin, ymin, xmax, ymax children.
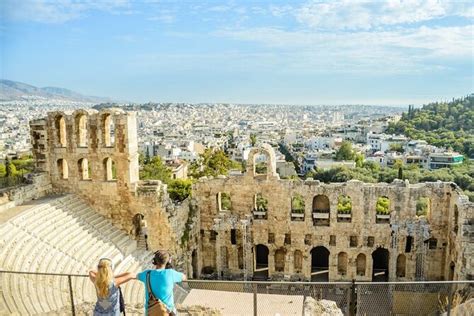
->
<box><xmin>181</xmin><ymin>289</ymin><xmax>304</xmax><ymax>316</ymax></box>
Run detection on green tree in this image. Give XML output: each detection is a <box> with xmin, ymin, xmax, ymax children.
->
<box><xmin>335</xmin><ymin>141</ymin><xmax>354</xmax><ymax>161</ymax></box>
<box><xmin>5</xmin><ymin>158</ymin><xmax>16</xmax><ymax>178</ymax></box>
<box><xmin>337</xmin><ymin>195</ymin><xmax>352</xmax><ymax>214</ymax></box>
<box><xmin>389</xmin><ymin>143</ymin><xmax>404</xmax><ymax>153</ymax></box>
<box><xmin>168</xmin><ymin>179</ymin><xmax>192</xmax><ymax>202</ymax></box>
<box><xmin>250</xmin><ymin>134</ymin><xmax>257</xmax><ymax>147</ymax></box>
<box><xmin>376</xmin><ymin>197</ymin><xmax>390</xmax><ymax>214</ymax></box>
<box><xmin>291</xmin><ymin>194</ymin><xmax>305</xmax><ymax>213</ymax></box>
<box><xmin>354</xmin><ymin>153</ymin><xmax>364</xmax><ymax>168</ymax></box>
<box><xmin>255</xmin><ymin>193</ymin><xmax>268</xmax><ymax>212</ymax></box>
<box><xmin>0</xmin><ymin>163</ymin><xmax>5</xmax><ymax>177</ymax></box>
<box><xmin>139</xmin><ymin>156</ymin><xmax>172</xmax><ymax>183</ymax></box>
<box><xmin>189</xmin><ymin>149</ymin><xmax>234</xmax><ymax>178</ymax></box>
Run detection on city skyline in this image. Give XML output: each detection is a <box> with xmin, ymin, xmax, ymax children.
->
<box><xmin>1</xmin><ymin>0</ymin><xmax>473</xmax><ymax>105</ymax></box>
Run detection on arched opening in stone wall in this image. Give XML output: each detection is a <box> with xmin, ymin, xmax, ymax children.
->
<box><xmin>55</xmin><ymin>115</ymin><xmax>67</xmax><ymax>147</ymax></box>
<box><xmin>254</xmin><ymin>153</ymin><xmax>268</xmax><ymax>175</ymax></box>
<box><xmin>372</xmin><ymin>248</ymin><xmax>389</xmax><ymax>281</ymax></box>
<box><xmin>449</xmin><ymin>262</ymin><xmax>455</xmax><ymax>281</ymax></box>
<box><xmin>337</xmin><ymin>195</ymin><xmax>352</xmax><ymax>222</ymax></box>
<box><xmin>311</xmin><ymin>246</ymin><xmax>329</xmax><ymax>281</ymax></box>
<box><xmin>238</xmin><ymin>246</ymin><xmax>244</xmax><ymax>270</ymax></box>
<box><xmin>396</xmin><ymin>254</ymin><xmax>406</xmax><ymax>278</ymax></box>
<box><xmin>102</xmin><ymin>113</ymin><xmax>115</xmax><ymax>147</ymax></box>
<box><xmin>254</xmin><ymin>244</ymin><xmax>269</xmax><ymax>279</ymax></box>
<box><xmin>376</xmin><ymin>196</ymin><xmax>391</xmax><ymax>223</ymax></box>
<box><xmin>75</xmin><ymin>114</ymin><xmax>88</xmax><ymax>147</ymax></box>
<box><xmin>294</xmin><ymin>250</ymin><xmax>303</xmax><ymax>273</ymax></box>
<box><xmin>103</xmin><ymin>157</ymin><xmax>116</xmax><ymax>181</ymax></box>
<box><xmin>253</xmin><ymin>193</ymin><xmax>268</xmax><ymax>219</ymax></box>
<box><xmin>191</xmin><ymin>250</ymin><xmax>198</xmax><ymax>279</ymax></box>
<box><xmin>202</xmin><ymin>244</ymin><xmax>216</xmax><ymax>275</ymax></box>
<box><xmin>453</xmin><ymin>205</ymin><xmax>459</xmax><ymax>234</ymax></box>
<box><xmin>274</xmin><ymin>248</ymin><xmax>286</xmax><ymax>272</ymax></box>
<box><xmin>132</xmin><ymin>213</ymin><xmax>145</xmax><ymax>237</ymax></box>
<box><xmin>217</xmin><ymin>192</ymin><xmax>232</xmax><ymax>212</ymax></box>
<box><xmin>312</xmin><ymin>195</ymin><xmax>330</xmax><ymax>226</ymax></box>
<box><xmin>337</xmin><ymin>252</ymin><xmax>348</xmax><ymax>275</ymax></box>
<box><xmin>77</xmin><ymin>158</ymin><xmax>90</xmax><ymax>180</ymax></box>
<box><xmin>291</xmin><ymin>194</ymin><xmax>305</xmax><ymax>221</ymax></box>
<box><xmin>416</xmin><ymin>197</ymin><xmax>430</xmax><ymax>217</ymax></box>
<box><xmin>356</xmin><ymin>253</ymin><xmax>366</xmax><ymax>276</ymax></box>
<box><xmin>57</xmin><ymin>159</ymin><xmax>68</xmax><ymax>179</ymax></box>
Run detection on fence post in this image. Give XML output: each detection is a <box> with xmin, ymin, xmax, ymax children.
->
<box><xmin>349</xmin><ymin>279</ymin><xmax>356</xmax><ymax>316</ymax></box>
<box><xmin>253</xmin><ymin>283</ymin><xmax>257</xmax><ymax>316</ymax></box>
<box><xmin>68</xmin><ymin>275</ymin><xmax>76</xmax><ymax>316</ymax></box>
<box><xmin>447</xmin><ymin>284</ymin><xmax>453</xmax><ymax>316</ymax></box>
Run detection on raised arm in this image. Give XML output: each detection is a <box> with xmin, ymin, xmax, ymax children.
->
<box><xmin>114</xmin><ymin>272</ymin><xmax>137</xmax><ymax>287</ymax></box>
<box><xmin>88</xmin><ymin>270</ymin><xmax>97</xmax><ymax>282</ymax></box>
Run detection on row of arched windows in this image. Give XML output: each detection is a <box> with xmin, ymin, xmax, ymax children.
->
<box><xmin>253</xmin><ymin>245</ymin><xmax>408</xmax><ymax>280</ymax></box>
<box><xmin>56</xmin><ymin>158</ymin><xmax>116</xmax><ymax>181</ymax></box>
<box><xmin>226</xmin><ymin>192</ymin><xmax>431</xmax><ymax>223</ymax></box>
<box><xmin>54</xmin><ymin>113</ymin><xmax>115</xmax><ymax>148</ymax></box>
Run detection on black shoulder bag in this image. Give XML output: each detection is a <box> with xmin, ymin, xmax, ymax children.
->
<box><xmin>118</xmin><ymin>286</ymin><xmax>126</xmax><ymax>316</ymax></box>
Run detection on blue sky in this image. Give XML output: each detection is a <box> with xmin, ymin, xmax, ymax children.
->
<box><xmin>1</xmin><ymin>0</ymin><xmax>473</xmax><ymax>105</ymax></box>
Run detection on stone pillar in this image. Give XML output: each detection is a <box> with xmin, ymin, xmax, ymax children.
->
<box><xmin>389</xmin><ymin>225</ymin><xmax>399</xmax><ymax>281</ymax></box>
<box><xmin>214</xmin><ymin>219</ymin><xmax>223</xmax><ymax>279</ymax></box>
<box><xmin>238</xmin><ymin>216</ymin><xmax>253</xmax><ymax>281</ymax></box>
<box><xmin>30</xmin><ymin>119</ymin><xmax>50</xmax><ymax>173</ymax></box>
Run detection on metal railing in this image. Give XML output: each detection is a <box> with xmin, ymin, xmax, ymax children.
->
<box><xmin>0</xmin><ymin>270</ymin><xmax>472</xmax><ymax>315</ymax></box>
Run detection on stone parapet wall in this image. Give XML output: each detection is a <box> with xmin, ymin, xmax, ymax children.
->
<box><xmin>0</xmin><ymin>173</ymin><xmax>52</xmax><ymax>213</ymax></box>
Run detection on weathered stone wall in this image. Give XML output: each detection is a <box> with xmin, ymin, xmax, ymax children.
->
<box><xmin>0</xmin><ymin>173</ymin><xmax>52</xmax><ymax>213</ymax></box>
<box><xmin>190</xmin><ymin>146</ymin><xmax>474</xmax><ymax>282</ymax></box>
<box><xmin>29</xmin><ymin>109</ymin><xmax>188</xmax><ymax>258</ymax></box>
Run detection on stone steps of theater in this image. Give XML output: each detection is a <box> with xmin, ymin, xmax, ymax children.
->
<box><xmin>0</xmin><ymin>194</ymin><xmax>154</xmax><ymax>315</ymax></box>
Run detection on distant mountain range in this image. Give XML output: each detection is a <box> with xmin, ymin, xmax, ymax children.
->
<box><xmin>0</xmin><ymin>79</ymin><xmax>112</xmax><ymax>103</ymax></box>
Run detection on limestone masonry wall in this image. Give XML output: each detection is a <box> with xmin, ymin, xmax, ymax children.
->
<box><xmin>29</xmin><ymin>109</ymin><xmax>189</xmax><ymax>260</ymax></box>
<box><xmin>189</xmin><ymin>146</ymin><xmax>474</xmax><ymax>282</ymax></box>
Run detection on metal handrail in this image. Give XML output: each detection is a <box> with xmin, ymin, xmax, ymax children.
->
<box><xmin>1</xmin><ymin>270</ymin><xmax>472</xmax><ymax>285</ymax></box>
<box><xmin>1</xmin><ymin>270</ymin><xmax>472</xmax><ymax>316</ymax></box>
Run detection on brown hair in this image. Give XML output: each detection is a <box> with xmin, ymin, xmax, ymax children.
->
<box><xmin>152</xmin><ymin>250</ymin><xmax>170</xmax><ymax>266</ymax></box>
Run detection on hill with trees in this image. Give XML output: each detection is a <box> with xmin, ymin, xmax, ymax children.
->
<box><xmin>386</xmin><ymin>95</ymin><xmax>474</xmax><ymax>157</ymax></box>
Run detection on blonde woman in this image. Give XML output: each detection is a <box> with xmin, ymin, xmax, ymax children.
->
<box><xmin>89</xmin><ymin>258</ymin><xmax>136</xmax><ymax>316</ymax></box>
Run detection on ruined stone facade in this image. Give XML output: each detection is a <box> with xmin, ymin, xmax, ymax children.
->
<box><xmin>29</xmin><ymin>110</ymin><xmax>473</xmax><ymax>282</ymax></box>
<box><xmin>29</xmin><ymin>109</ymin><xmax>189</xmax><ymax>258</ymax></box>
<box><xmin>189</xmin><ymin>146</ymin><xmax>474</xmax><ymax>282</ymax></box>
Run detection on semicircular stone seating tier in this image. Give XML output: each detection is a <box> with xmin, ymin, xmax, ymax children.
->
<box><xmin>0</xmin><ymin>194</ymin><xmax>164</xmax><ymax>315</ymax></box>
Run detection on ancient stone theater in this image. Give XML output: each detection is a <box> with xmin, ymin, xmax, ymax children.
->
<box><xmin>23</xmin><ymin>109</ymin><xmax>473</xmax><ymax>284</ymax></box>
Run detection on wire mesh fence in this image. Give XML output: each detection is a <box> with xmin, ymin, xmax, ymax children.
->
<box><xmin>0</xmin><ymin>270</ymin><xmax>473</xmax><ymax>315</ymax></box>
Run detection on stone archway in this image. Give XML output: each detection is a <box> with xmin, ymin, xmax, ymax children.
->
<box><xmin>311</xmin><ymin>246</ymin><xmax>329</xmax><ymax>281</ymax></box>
<box><xmin>132</xmin><ymin>213</ymin><xmax>144</xmax><ymax>238</ymax></box>
<box><xmin>254</xmin><ymin>244</ymin><xmax>269</xmax><ymax>279</ymax></box>
<box><xmin>192</xmin><ymin>250</ymin><xmax>198</xmax><ymax>279</ymax></box>
<box><xmin>449</xmin><ymin>261</ymin><xmax>455</xmax><ymax>281</ymax></box>
<box><xmin>372</xmin><ymin>248</ymin><xmax>389</xmax><ymax>281</ymax></box>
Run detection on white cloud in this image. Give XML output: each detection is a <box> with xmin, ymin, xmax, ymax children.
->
<box><xmin>214</xmin><ymin>24</ymin><xmax>472</xmax><ymax>74</ymax></box>
<box><xmin>3</xmin><ymin>0</ymin><xmax>130</xmax><ymax>23</ymax></box>
<box><xmin>148</xmin><ymin>14</ymin><xmax>175</xmax><ymax>24</ymax></box>
<box><xmin>295</xmin><ymin>0</ymin><xmax>472</xmax><ymax>30</ymax></box>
